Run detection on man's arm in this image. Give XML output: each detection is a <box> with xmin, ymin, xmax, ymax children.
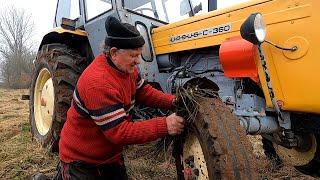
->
<box><xmin>135</xmin><ymin>74</ymin><xmax>175</xmax><ymax>109</ymax></box>
<box><xmin>83</xmin><ymin>86</ymin><xmax>183</xmax><ymax>146</ymax></box>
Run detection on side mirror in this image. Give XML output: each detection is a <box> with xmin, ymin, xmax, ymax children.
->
<box><xmin>240</xmin><ymin>13</ymin><xmax>266</xmax><ymax>45</ymax></box>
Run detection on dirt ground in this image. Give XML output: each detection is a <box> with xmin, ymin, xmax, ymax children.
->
<box><xmin>0</xmin><ymin>88</ymin><xmax>315</xmax><ymax>179</ymax></box>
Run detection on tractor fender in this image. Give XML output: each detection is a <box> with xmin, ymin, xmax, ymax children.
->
<box><xmin>38</xmin><ymin>27</ymin><xmax>94</xmax><ymax>61</ymax></box>
<box><xmin>182</xmin><ymin>77</ymin><xmax>220</xmax><ymax>92</ymax></box>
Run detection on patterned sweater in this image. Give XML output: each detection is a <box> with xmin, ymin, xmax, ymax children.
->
<box><xmin>59</xmin><ymin>53</ymin><xmax>174</xmax><ymax>165</ymax></box>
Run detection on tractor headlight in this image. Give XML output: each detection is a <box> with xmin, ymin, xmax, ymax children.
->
<box><xmin>240</xmin><ymin>13</ymin><xmax>266</xmax><ymax>45</ymax></box>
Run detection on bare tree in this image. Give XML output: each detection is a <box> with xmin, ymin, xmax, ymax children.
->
<box><xmin>0</xmin><ymin>6</ymin><xmax>35</xmax><ymax>88</ymax></box>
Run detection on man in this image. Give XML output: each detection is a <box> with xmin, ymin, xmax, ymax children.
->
<box><xmin>55</xmin><ymin>16</ymin><xmax>184</xmax><ymax>179</ymax></box>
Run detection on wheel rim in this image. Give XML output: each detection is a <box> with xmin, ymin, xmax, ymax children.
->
<box><xmin>273</xmin><ymin>134</ymin><xmax>317</xmax><ymax>166</ymax></box>
<box><xmin>34</xmin><ymin>68</ymin><xmax>54</xmax><ymax>136</ymax></box>
<box><xmin>183</xmin><ymin>131</ymin><xmax>209</xmax><ymax>179</ymax></box>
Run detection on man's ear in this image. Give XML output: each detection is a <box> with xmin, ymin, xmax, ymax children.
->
<box><xmin>109</xmin><ymin>47</ymin><xmax>118</xmax><ymax>59</ymax></box>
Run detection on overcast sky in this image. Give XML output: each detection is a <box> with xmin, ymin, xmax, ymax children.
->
<box><xmin>0</xmin><ymin>0</ymin><xmax>57</xmax><ymax>49</ymax></box>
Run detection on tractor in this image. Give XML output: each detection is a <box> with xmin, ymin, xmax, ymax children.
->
<box><xmin>29</xmin><ymin>0</ymin><xmax>320</xmax><ymax>179</ymax></box>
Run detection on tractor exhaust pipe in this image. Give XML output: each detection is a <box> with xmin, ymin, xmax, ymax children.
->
<box><xmin>239</xmin><ymin>116</ymin><xmax>279</xmax><ymax>135</ymax></box>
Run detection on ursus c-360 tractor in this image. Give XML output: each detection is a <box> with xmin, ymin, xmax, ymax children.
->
<box><xmin>29</xmin><ymin>0</ymin><xmax>320</xmax><ymax>179</ymax></box>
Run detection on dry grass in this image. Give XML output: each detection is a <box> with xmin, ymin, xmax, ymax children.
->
<box><xmin>0</xmin><ymin>88</ymin><xmax>58</xmax><ymax>179</ymax></box>
<box><xmin>248</xmin><ymin>136</ymin><xmax>315</xmax><ymax>180</ymax></box>
<box><xmin>124</xmin><ymin>144</ymin><xmax>176</xmax><ymax>180</ymax></box>
<box><xmin>0</xmin><ymin>88</ymin><xmax>316</xmax><ymax>179</ymax></box>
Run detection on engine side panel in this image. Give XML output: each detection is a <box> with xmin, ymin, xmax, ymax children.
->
<box><xmin>153</xmin><ymin>0</ymin><xmax>320</xmax><ymax>114</ymax></box>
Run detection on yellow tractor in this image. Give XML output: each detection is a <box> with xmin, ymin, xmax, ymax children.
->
<box><xmin>29</xmin><ymin>0</ymin><xmax>320</xmax><ymax>179</ymax></box>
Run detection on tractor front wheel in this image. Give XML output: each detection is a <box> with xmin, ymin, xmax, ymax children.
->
<box><xmin>262</xmin><ymin>133</ymin><xmax>320</xmax><ymax>177</ymax></box>
<box><xmin>174</xmin><ymin>98</ymin><xmax>257</xmax><ymax>180</ymax></box>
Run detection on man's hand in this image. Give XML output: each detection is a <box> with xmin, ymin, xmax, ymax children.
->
<box><xmin>166</xmin><ymin>113</ymin><xmax>185</xmax><ymax>135</ymax></box>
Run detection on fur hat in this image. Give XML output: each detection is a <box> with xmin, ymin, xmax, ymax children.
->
<box><xmin>105</xmin><ymin>16</ymin><xmax>145</xmax><ymax>49</ymax></box>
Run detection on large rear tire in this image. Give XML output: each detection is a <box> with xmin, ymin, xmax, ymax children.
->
<box><xmin>174</xmin><ymin>98</ymin><xmax>257</xmax><ymax>180</ymax></box>
<box><xmin>29</xmin><ymin>43</ymin><xmax>87</xmax><ymax>151</ymax></box>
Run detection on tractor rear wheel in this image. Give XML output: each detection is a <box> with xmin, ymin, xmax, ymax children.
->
<box><xmin>29</xmin><ymin>43</ymin><xmax>87</xmax><ymax>152</ymax></box>
<box><xmin>174</xmin><ymin>98</ymin><xmax>257</xmax><ymax>180</ymax></box>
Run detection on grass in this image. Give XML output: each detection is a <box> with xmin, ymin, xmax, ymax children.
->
<box><xmin>13</xmin><ymin>107</ymin><xmax>23</xmax><ymax>110</ymax></box>
<box><xmin>0</xmin><ymin>114</ymin><xmax>19</xmax><ymax>121</ymax></box>
<box><xmin>0</xmin><ymin>129</ymin><xmax>58</xmax><ymax>179</ymax></box>
<box><xmin>0</xmin><ymin>88</ymin><xmax>57</xmax><ymax>179</ymax></box>
<box><xmin>124</xmin><ymin>144</ymin><xmax>176</xmax><ymax>180</ymax></box>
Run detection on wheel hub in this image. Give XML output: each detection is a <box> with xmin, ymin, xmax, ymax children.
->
<box><xmin>183</xmin><ymin>131</ymin><xmax>208</xmax><ymax>180</ymax></box>
<box><xmin>273</xmin><ymin>134</ymin><xmax>317</xmax><ymax>166</ymax></box>
<box><xmin>34</xmin><ymin>68</ymin><xmax>54</xmax><ymax>136</ymax></box>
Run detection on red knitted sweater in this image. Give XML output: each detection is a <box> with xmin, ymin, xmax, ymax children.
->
<box><xmin>59</xmin><ymin>53</ymin><xmax>174</xmax><ymax>165</ymax></box>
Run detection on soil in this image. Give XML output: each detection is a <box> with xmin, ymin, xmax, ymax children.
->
<box><xmin>0</xmin><ymin>88</ymin><xmax>316</xmax><ymax>179</ymax></box>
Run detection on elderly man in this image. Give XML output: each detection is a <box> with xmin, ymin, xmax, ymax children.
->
<box><xmin>55</xmin><ymin>16</ymin><xmax>184</xmax><ymax>179</ymax></box>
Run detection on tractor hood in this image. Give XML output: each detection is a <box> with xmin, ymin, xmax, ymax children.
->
<box><xmin>151</xmin><ymin>0</ymin><xmax>273</xmax><ymax>55</ymax></box>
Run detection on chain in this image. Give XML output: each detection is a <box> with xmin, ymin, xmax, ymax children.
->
<box><xmin>257</xmin><ymin>45</ymin><xmax>284</xmax><ymax>121</ymax></box>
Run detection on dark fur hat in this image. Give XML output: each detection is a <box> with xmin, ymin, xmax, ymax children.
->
<box><xmin>105</xmin><ymin>16</ymin><xmax>145</xmax><ymax>49</ymax></box>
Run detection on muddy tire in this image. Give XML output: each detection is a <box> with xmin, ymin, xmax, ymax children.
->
<box><xmin>29</xmin><ymin>43</ymin><xmax>87</xmax><ymax>152</ymax></box>
<box><xmin>174</xmin><ymin>98</ymin><xmax>257</xmax><ymax>180</ymax></box>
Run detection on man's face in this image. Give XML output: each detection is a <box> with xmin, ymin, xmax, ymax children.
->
<box><xmin>110</xmin><ymin>48</ymin><xmax>142</xmax><ymax>74</ymax></box>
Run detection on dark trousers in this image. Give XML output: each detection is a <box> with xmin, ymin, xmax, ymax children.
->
<box><xmin>54</xmin><ymin>161</ymin><xmax>128</xmax><ymax>180</ymax></box>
